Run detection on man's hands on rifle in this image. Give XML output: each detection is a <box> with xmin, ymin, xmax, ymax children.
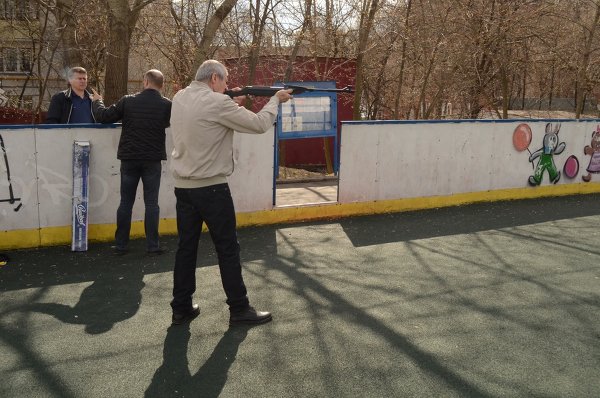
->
<box><xmin>228</xmin><ymin>87</ymin><xmax>247</xmax><ymax>106</ymax></box>
<box><xmin>275</xmin><ymin>89</ymin><xmax>293</xmax><ymax>103</ymax></box>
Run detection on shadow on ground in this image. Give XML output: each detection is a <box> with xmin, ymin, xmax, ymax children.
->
<box><xmin>339</xmin><ymin>193</ymin><xmax>600</xmax><ymax>247</ymax></box>
<box><xmin>1</xmin><ymin>194</ymin><xmax>599</xmax><ymax>397</ymax></box>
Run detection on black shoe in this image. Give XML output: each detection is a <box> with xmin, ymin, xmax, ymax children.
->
<box><xmin>111</xmin><ymin>246</ymin><xmax>128</xmax><ymax>256</ymax></box>
<box><xmin>147</xmin><ymin>248</ymin><xmax>165</xmax><ymax>256</ymax></box>
<box><xmin>172</xmin><ymin>304</ymin><xmax>200</xmax><ymax>325</ymax></box>
<box><xmin>229</xmin><ymin>306</ymin><xmax>272</xmax><ymax>326</ymax></box>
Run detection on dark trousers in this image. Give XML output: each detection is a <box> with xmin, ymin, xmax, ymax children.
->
<box><xmin>115</xmin><ymin>160</ymin><xmax>162</xmax><ymax>251</ymax></box>
<box><xmin>171</xmin><ymin>184</ymin><xmax>249</xmax><ymax>314</ymax></box>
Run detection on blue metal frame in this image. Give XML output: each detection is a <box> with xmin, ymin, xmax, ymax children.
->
<box><xmin>0</xmin><ymin>123</ymin><xmax>120</xmax><ymax>130</ymax></box>
<box><xmin>274</xmin><ymin>81</ymin><xmax>339</xmax><ymax>185</ymax></box>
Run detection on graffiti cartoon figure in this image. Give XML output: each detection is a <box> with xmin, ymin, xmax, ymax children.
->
<box><xmin>582</xmin><ymin>126</ymin><xmax>600</xmax><ymax>182</ymax></box>
<box><xmin>528</xmin><ymin>122</ymin><xmax>565</xmax><ymax>186</ymax></box>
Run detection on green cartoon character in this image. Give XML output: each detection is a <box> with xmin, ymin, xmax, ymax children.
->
<box><xmin>528</xmin><ymin>122</ymin><xmax>566</xmax><ymax>186</ymax></box>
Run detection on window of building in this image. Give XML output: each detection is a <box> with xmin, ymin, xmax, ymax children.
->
<box><xmin>0</xmin><ymin>0</ymin><xmax>37</xmax><ymax>20</ymax></box>
<box><xmin>4</xmin><ymin>48</ymin><xmax>17</xmax><ymax>71</ymax></box>
<box><xmin>0</xmin><ymin>47</ymin><xmax>32</xmax><ymax>73</ymax></box>
<box><xmin>20</xmin><ymin>48</ymin><xmax>31</xmax><ymax>72</ymax></box>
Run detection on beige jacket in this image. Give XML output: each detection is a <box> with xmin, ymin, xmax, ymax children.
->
<box><xmin>170</xmin><ymin>81</ymin><xmax>280</xmax><ymax>188</ymax></box>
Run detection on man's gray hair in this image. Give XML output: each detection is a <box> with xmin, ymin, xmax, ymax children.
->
<box><xmin>195</xmin><ymin>60</ymin><xmax>227</xmax><ymax>82</ymax></box>
<box><xmin>67</xmin><ymin>66</ymin><xmax>87</xmax><ymax>80</ymax></box>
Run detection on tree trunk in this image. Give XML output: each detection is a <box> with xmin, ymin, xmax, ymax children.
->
<box><xmin>352</xmin><ymin>0</ymin><xmax>381</xmax><ymax>120</ymax></box>
<box><xmin>549</xmin><ymin>59</ymin><xmax>555</xmax><ymax>110</ymax></box>
<box><xmin>500</xmin><ymin>66</ymin><xmax>509</xmax><ymax>119</ymax></box>
<box><xmin>281</xmin><ymin>0</ymin><xmax>313</xmax><ymax>171</ymax></box>
<box><xmin>191</xmin><ymin>0</ymin><xmax>239</xmax><ymax>78</ymax></box>
<box><xmin>104</xmin><ymin>0</ymin><xmax>152</xmax><ymax>104</ymax></box>
<box><xmin>393</xmin><ymin>0</ymin><xmax>411</xmax><ymax>119</ymax></box>
<box><xmin>575</xmin><ymin>2</ymin><xmax>600</xmax><ymax>118</ymax></box>
<box><xmin>282</xmin><ymin>0</ymin><xmax>312</xmax><ymax>82</ymax></box>
<box><xmin>416</xmin><ymin>40</ymin><xmax>441</xmax><ymax>119</ymax></box>
<box><xmin>55</xmin><ymin>0</ymin><xmax>83</xmax><ymax>68</ymax></box>
<box><xmin>104</xmin><ymin>5</ymin><xmax>130</xmax><ymax>104</ymax></box>
<box><xmin>372</xmin><ymin>27</ymin><xmax>402</xmax><ymax>119</ymax></box>
<box><xmin>247</xmin><ymin>0</ymin><xmax>272</xmax><ymax>86</ymax></box>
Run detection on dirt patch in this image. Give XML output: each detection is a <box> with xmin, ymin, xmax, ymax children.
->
<box><xmin>277</xmin><ymin>166</ymin><xmax>336</xmax><ymax>182</ymax></box>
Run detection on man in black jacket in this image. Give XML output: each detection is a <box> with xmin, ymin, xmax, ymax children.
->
<box><xmin>46</xmin><ymin>66</ymin><xmax>97</xmax><ymax>124</ymax></box>
<box><xmin>91</xmin><ymin>69</ymin><xmax>172</xmax><ymax>256</ymax></box>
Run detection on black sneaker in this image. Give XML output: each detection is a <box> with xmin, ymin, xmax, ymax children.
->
<box><xmin>172</xmin><ymin>304</ymin><xmax>200</xmax><ymax>325</ymax></box>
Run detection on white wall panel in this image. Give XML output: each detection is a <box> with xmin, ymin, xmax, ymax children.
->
<box><xmin>0</xmin><ymin>128</ymin><xmax>38</xmax><ymax>230</ymax></box>
<box><xmin>338</xmin><ymin>124</ymin><xmax>379</xmax><ymax>202</ymax></box>
<box><xmin>3</xmin><ymin>118</ymin><xmax>600</xmax><ymax>236</ymax></box>
<box><xmin>35</xmin><ymin>126</ymin><xmax>121</xmax><ymax>227</ymax></box>
<box><xmin>339</xmin><ymin>119</ymin><xmax>600</xmax><ymax>203</ymax></box>
<box><xmin>160</xmin><ymin>130</ymin><xmax>177</xmax><ymax>219</ymax></box>
<box><xmin>228</xmin><ymin>127</ymin><xmax>275</xmax><ymax>212</ymax></box>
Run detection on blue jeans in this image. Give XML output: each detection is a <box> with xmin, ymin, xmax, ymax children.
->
<box><xmin>115</xmin><ymin>160</ymin><xmax>162</xmax><ymax>251</ymax></box>
<box><xmin>171</xmin><ymin>184</ymin><xmax>249</xmax><ymax>314</ymax></box>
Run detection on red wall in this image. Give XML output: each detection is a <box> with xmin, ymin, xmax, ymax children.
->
<box><xmin>224</xmin><ymin>56</ymin><xmax>356</xmax><ymax>167</ymax></box>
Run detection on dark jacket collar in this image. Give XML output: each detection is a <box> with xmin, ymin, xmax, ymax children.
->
<box><xmin>65</xmin><ymin>87</ymin><xmax>92</xmax><ymax>100</ymax></box>
<box><xmin>142</xmin><ymin>88</ymin><xmax>162</xmax><ymax>96</ymax></box>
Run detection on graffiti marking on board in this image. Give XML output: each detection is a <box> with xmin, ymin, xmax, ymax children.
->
<box><xmin>527</xmin><ymin>123</ymin><xmax>566</xmax><ymax>186</ymax></box>
<box><xmin>582</xmin><ymin>125</ymin><xmax>600</xmax><ymax>182</ymax></box>
<box><xmin>0</xmin><ymin>134</ymin><xmax>22</xmax><ymax>211</ymax></box>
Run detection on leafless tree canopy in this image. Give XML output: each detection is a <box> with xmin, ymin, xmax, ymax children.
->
<box><xmin>5</xmin><ymin>0</ymin><xmax>600</xmax><ymax>119</ymax></box>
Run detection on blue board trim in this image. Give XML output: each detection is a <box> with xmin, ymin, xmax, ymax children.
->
<box><xmin>342</xmin><ymin>118</ymin><xmax>600</xmax><ymax>126</ymax></box>
<box><xmin>0</xmin><ymin>123</ymin><xmax>121</xmax><ymax>130</ymax></box>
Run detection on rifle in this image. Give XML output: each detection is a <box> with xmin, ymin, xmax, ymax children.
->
<box><xmin>224</xmin><ymin>84</ymin><xmax>354</xmax><ymax>98</ymax></box>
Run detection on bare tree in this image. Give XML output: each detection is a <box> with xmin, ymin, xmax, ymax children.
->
<box><xmin>102</xmin><ymin>0</ymin><xmax>160</xmax><ymax>104</ymax></box>
<box><xmin>352</xmin><ymin>0</ymin><xmax>381</xmax><ymax>120</ymax></box>
<box><xmin>2</xmin><ymin>1</ymin><xmax>70</xmax><ymax>118</ymax></box>
<box><xmin>392</xmin><ymin>0</ymin><xmax>412</xmax><ymax>119</ymax></box>
<box><xmin>11</xmin><ymin>0</ymin><xmax>600</xmax><ymax>121</ymax></box>
<box><xmin>573</xmin><ymin>0</ymin><xmax>600</xmax><ymax>117</ymax></box>
<box><xmin>53</xmin><ymin>0</ymin><xmax>83</xmax><ymax>67</ymax></box>
<box><xmin>283</xmin><ymin>0</ymin><xmax>313</xmax><ymax>81</ymax></box>
<box><xmin>190</xmin><ymin>0</ymin><xmax>239</xmax><ymax>76</ymax></box>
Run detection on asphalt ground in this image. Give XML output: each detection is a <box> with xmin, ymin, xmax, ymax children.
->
<box><xmin>1</xmin><ymin>194</ymin><xmax>600</xmax><ymax>397</ymax></box>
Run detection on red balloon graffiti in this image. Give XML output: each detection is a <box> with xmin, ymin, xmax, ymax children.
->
<box><xmin>513</xmin><ymin>123</ymin><xmax>532</xmax><ymax>152</ymax></box>
<box><xmin>563</xmin><ymin>155</ymin><xmax>579</xmax><ymax>179</ymax></box>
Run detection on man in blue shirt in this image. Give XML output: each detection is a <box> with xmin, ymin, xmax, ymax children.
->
<box><xmin>45</xmin><ymin>67</ymin><xmax>96</xmax><ymax>124</ymax></box>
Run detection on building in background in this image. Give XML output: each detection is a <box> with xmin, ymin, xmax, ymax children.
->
<box><xmin>0</xmin><ymin>0</ymin><xmax>38</xmax><ymax>115</ymax></box>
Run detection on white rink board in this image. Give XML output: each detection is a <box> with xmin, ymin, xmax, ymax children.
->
<box><xmin>1</xmin><ymin>124</ymin><xmax>276</xmax><ymax>233</ymax></box>
<box><xmin>339</xmin><ymin>120</ymin><xmax>597</xmax><ymax>203</ymax></box>
<box><xmin>34</xmin><ymin>126</ymin><xmax>121</xmax><ymax>228</ymax></box>
<box><xmin>3</xmin><ymin>119</ymin><xmax>600</xmax><ymax>237</ymax></box>
<box><xmin>0</xmin><ymin>128</ymin><xmax>38</xmax><ymax>230</ymax></box>
<box><xmin>228</xmin><ymin>127</ymin><xmax>275</xmax><ymax>212</ymax></box>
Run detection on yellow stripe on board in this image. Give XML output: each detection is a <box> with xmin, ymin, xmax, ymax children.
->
<box><xmin>237</xmin><ymin>182</ymin><xmax>600</xmax><ymax>227</ymax></box>
<box><xmin>0</xmin><ymin>229</ymin><xmax>41</xmax><ymax>250</ymax></box>
<box><xmin>2</xmin><ymin>183</ymin><xmax>600</xmax><ymax>250</ymax></box>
